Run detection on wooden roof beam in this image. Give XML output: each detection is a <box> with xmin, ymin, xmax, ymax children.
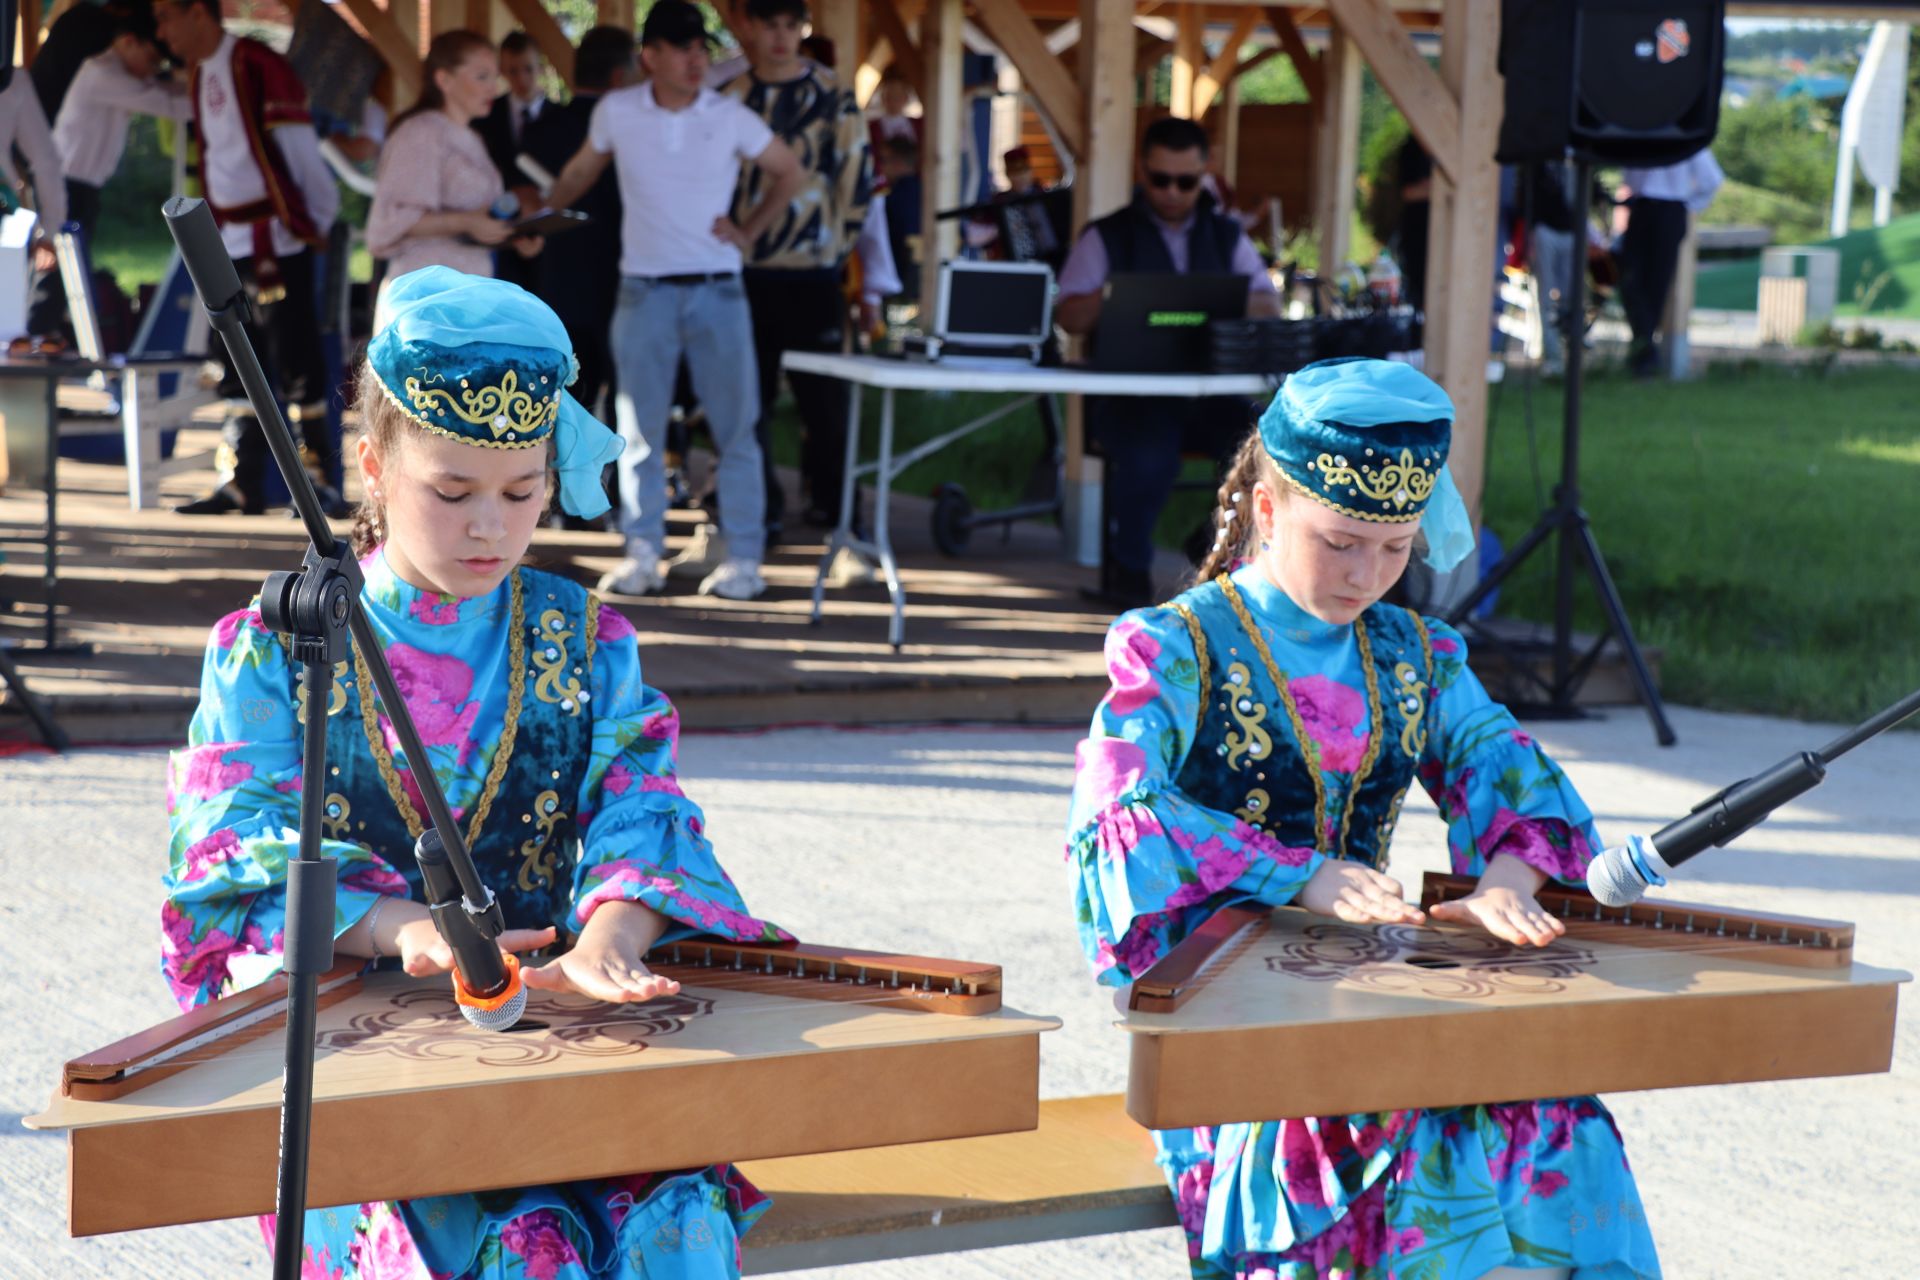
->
<box><xmin>1324</xmin><ymin>0</ymin><xmax>1458</xmax><ymax>176</ymax></box>
<box><xmin>971</xmin><ymin>0</ymin><xmax>1088</xmax><ymax>157</ymax></box>
<box><xmin>870</xmin><ymin>0</ymin><xmax>927</xmax><ymax>96</ymax></box>
<box><xmin>499</xmin><ymin>0</ymin><xmax>576</xmax><ymax>87</ymax></box>
<box><xmin>333</xmin><ymin>0</ymin><xmax>424</xmax><ymax>99</ymax></box>
<box><xmin>1263</xmin><ymin>6</ymin><xmax>1323</xmax><ymax>103</ymax></box>
<box><xmin>1193</xmin><ymin>7</ymin><xmax>1257</xmax><ymax>121</ymax></box>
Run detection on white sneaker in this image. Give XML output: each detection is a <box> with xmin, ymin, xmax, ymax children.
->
<box><xmin>825</xmin><ymin>545</ymin><xmax>879</xmax><ymax>587</ymax></box>
<box><xmin>596</xmin><ymin>539</ymin><xmax>664</xmax><ymax>596</ymax></box>
<box><xmin>666</xmin><ymin>522</ymin><xmax>728</xmax><ymax>580</ymax></box>
<box><xmin>698</xmin><ymin>557</ymin><xmax>766</xmax><ymax>601</ymax></box>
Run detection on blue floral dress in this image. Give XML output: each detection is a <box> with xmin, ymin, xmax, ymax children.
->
<box><xmin>163</xmin><ymin>550</ymin><xmax>786</xmax><ymax>1279</ymax></box>
<box><xmin>1067</xmin><ymin>565</ymin><xmax>1661</xmax><ymax>1280</ymax></box>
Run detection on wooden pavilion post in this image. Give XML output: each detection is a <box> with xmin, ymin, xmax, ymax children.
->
<box><xmin>917</xmin><ymin>0</ymin><xmax>964</xmax><ymax>308</ymax></box>
<box><xmin>1061</xmin><ymin>0</ymin><xmax>1139</xmax><ymax>566</ymax></box>
<box><xmin>1427</xmin><ymin>0</ymin><xmax>1501</xmax><ymax>518</ymax></box>
<box><xmin>1170</xmin><ymin>3</ymin><xmax>1202</xmax><ymax>118</ymax></box>
<box><xmin>815</xmin><ymin>0</ymin><xmax>861</xmax><ymax>84</ymax></box>
<box><xmin>1311</xmin><ymin>24</ymin><xmax>1360</xmax><ymax>281</ymax></box>
<box><xmin>598</xmin><ymin>0</ymin><xmax>634</xmax><ymax>31</ymax></box>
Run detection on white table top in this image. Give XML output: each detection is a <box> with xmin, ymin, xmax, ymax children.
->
<box><xmin>782</xmin><ymin>351</ymin><xmax>1274</xmax><ymax>398</ymax></box>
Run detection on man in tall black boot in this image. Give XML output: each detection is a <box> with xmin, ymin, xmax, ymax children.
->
<box><xmin>1055</xmin><ymin>117</ymin><xmax>1279</xmax><ymax>609</ymax></box>
<box><xmin>1617</xmin><ymin>150</ymin><xmax>1722</xmax><ymax>378</ymax></box>
<box><xmin>156</xmin><ymin>0</ymin><xmax>343</xmax><ymax>516</ymax></box>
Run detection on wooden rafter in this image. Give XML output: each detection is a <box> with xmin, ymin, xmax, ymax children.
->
<box><xmin>1323</xmin><ymin>0</ymin><xmax>1459</xmax><ymax>176</ymax></box>
<box><xmin>1193</xmin><ymin>8</ymin><xmax>1257</xmax><ymax>121</ymax></box>
<box><xmin>869</xmin><ymin>0</ymin><xmax>926</xmax><ymax>95</ymax></box>
<box><xmin>499</xmin><ymin>0</ymin><xmax>577</xmax><ymax>86</ymax></box>
<box><xmin>1262</xmin><ymin>6</ymin><xmax>1323</xmax><ymax>104</ymax></box>
<box><xmin>598</xmin><ymin>0</ymin><xmax>633</xmax><ymax>31</ymax></box>
<box><xmin>971</xmin><ymin>0</ymin><xmax>1088</xmax><ymax>157</ymax></box>
<box><xmin>333</xmin><ymin>0</ymin><xmax>424</xmax><ymax>98</ymax></box>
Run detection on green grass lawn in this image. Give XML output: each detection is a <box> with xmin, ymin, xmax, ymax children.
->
<box><xmin>1478</xmin><ymin>363</ymin><xmax>1920</xmax><ymax>725</ymax></box>
<box><xmin>774</xmin><ymin>362</ymin><xmax>1920</xmax><ymax>726</ymax></box>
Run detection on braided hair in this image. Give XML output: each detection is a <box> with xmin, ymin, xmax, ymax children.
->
<box><xmin>1191</xmin><ymin>430</ymin><xmax>1284</xmax><ymax>585</ymax></box>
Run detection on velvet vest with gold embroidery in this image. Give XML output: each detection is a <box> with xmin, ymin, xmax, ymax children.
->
<box><xmin>1169</xmin><ymin>576</ymin><xmax>1437</xmax><ymax>868</ymax></box>
<box><xmin>301</xmin><ymin>569</ymin><xmax>598</xmax><ymax>934</ymax></box>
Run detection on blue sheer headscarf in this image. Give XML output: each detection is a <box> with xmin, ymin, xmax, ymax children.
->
<box><xmin>366</xmin><ymin>266</ymin><xmax>623</xmax><ymax>519</ymax></box>
<box><xmin>1257</xmin><ymin>357</ymin><xmax>1475</xmax><ymax>572</ymax></box>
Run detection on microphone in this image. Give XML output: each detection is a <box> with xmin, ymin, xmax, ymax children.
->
<box><xmin>1588</xmin><ymin>751</ymin><xmax>1828</xmax><ymax>906</ymax></box>
<box><xmin>415</xmin><ymin>829</ymin><xmax>527</xmax><ymax>1030</ymax></box>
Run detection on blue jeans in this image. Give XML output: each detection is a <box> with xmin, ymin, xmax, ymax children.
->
<box><xmin>611</xmin><ymin>276</ymin><xmax>765</xmax><ymax>562</ymax></box>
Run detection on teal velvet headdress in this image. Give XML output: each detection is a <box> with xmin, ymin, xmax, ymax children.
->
<box><xmin>1257</xmin><ymin>357</ymin><xmax>1475</xmax><ymax>570</ymax></box>
<box><xmin>367</xmin><ymin>267</ymin><xmax>623</xmax><ymax>518</ymax></box>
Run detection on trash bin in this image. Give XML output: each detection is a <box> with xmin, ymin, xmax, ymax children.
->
<box><xmin>1759</xmin><ymin>246</ymin><xmax>1839</xmax><ymax>325</ymax></box>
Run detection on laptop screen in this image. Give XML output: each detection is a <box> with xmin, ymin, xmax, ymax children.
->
<box><xmin>938</xmin><ymin>263</ymin><xmax>1053</xmax><ymax>345</ymax></box>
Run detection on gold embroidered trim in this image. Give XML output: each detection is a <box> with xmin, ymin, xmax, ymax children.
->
<box><xmin>1219</xmin><ymin>574</ymin><xmax>1331</xmax><ymax>853</ymax></box>
<box><xmin>1167</xmin><ymin>601</ymin><xmax>1209</xmax><ymax>752</ymax></box>
<box><xmin>1341</xmin><ymin>619</ymin><xmax>1386</xmax><ymax>858</ymax></box>
<box><xmin>584</xmin><ymin>592</ymin><xmax>603</xmax><ymax>677</ymax></box>
<box><xmin>321</xmin><ymin>793</ymin><xmax>352</xmax><ymax>840</ymax></box>
<box><xmin>354</xmin><ymin>571</ymin><xmax>526</xmax><ymax>848</ymax></box>
<box><xmin>1276</xmin><ymin>466</ymin><xmax>1424</xmax><ymax>525</ymax></box>
<box><xmin>289</xmin><ymin>656</ymin><xmax>348</xmax><ymax>725</ymax></box>
<box><xmin>1235</xmin><ymin>787</ymin><xmax>1272</xmax><ymax>826</ymax></box>
<box><xmin>531</xmin><ymin>609</ymin><xmax>586</xmax><ymax>715</ymax></box>
<box><xmin>373</xmin><ymin>370</ymin><xmax>551</xmax><ymax>451</ymax></box>
<box><xmin>516</xmin><ymin>788</ymin><xmax>566</xmax><ymax>892</ymax></box>
<box><xmin>1221</xmin><ymin>661</ymin><xmax>1274</xmax><ymax>771</ymax></box>
<box><xmin>1307</xmin><ymin>447</ymin><xmax>1437</xmax><ymax>515</ymax></box>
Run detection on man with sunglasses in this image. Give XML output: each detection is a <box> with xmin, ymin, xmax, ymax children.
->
<box><xmin>1056</xmin><ymin>117</ymin><xmax>1278</xmax><ymax>609</ymax></box>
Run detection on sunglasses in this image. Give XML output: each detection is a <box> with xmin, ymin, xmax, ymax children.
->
<box><xmin>1146</xmin><ymin>170</ymin><xmax>1201</xmax><ymax>192</ymax></box>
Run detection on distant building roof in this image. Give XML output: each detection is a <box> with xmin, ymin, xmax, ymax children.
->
<box><xmin>1778</xmin><ymin>73</ymin><xmax>1853</xmax><ymax>101</ymax></box>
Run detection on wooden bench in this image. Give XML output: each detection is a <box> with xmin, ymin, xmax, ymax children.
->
<box><xmin>738</xmin><ymin>1094</ymin><xmax>1176</xmax><ymax>1273</ymax></box>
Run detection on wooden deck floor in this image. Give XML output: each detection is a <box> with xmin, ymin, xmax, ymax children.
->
<box><xmin>0</xmin><ymin>428</ymin><xmax>1117</xmax><ymax>746</ymax></box>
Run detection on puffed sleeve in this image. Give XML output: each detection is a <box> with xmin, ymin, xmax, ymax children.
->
<box><xmin>365</xmin><ymin>116</ymin><xmax>443</xmax><ymax>260</ymax></box>
<box><xmin>162</xmin><ymin>609</ymin><xmax>410</xmax><ymax>1011</ymax></box>
<box><xmin>570</xmin><ymin>605</ymin><xmax>789</xmax><ymax>944</ymax></box>
<box><xmin>1066</xmin><ymin>608</ymin><xmax>1325</xmax><ymax>988</ymax></box>
<box><xmin>1415</xmin><ymin>618</ymin><xmax>1602</xmax><ymax>884</ymax></box>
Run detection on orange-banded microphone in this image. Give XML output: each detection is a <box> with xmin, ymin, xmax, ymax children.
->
<box><xmin>415</xmin><ymin>829</ymin><xmax>527</xmax><ymax>1032</ymax></box>
<box><xmin>453</xmin><ymin>950</ymin><xmax>528</xmax><ymax>1032</ymax></box>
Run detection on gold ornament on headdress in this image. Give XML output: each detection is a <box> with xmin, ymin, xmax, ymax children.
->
<box><xmin>401</xmin><ymin>368</ymin><xmax>559</xmax><ymax>445</ymax></box>
<box><xmin>1308</xmin><ymin>448</ymin><xmax>1437</xmax><ymax>514</ymax></box>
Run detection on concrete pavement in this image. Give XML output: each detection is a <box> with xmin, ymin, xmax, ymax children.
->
<box><xmin>3</xmin><ymin>706</ymin><xmax>1914</xmax><ymax>1277</ymax></box>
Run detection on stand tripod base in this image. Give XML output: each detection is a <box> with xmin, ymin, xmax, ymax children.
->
<box><xmin>0</xmin><ymin>642</ymin><xmax>69</xmax><ymax>750</ymax></box>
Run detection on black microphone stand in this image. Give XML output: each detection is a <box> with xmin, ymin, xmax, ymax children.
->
<box><xmin>1443</xmin><ymin>155</ymin><xmax>1677</xmax><ymax>747</ymax></box>
<box><xmin>162</xmin><ymin>197</ymin><xmax>508</xmax><ymax>1280</ymax></box>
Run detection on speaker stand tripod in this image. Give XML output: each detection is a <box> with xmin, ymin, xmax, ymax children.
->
<box><xmin>1445</xmin><ymin>157</ymin><xmax>1676</xmax><ymax>747</ymax></box>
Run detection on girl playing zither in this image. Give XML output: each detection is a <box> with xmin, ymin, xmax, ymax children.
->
<box><xmin>1066</xmin><ymin>358</ymin><xmax>1660</xmax><ymax>1280</ymax></box>
<box><xmin>163</xmin><ymin>267</ymin><xmax>786</xmax><ymax>1278</ymax></box>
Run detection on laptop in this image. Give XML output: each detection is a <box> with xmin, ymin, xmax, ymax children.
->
<box><xmin>1092</xmin><ymin>272</ymin><xmax>1247</xmax><ymax>373</ymax></box>
<box><xmin>925</xmin><ymin>260</ymin><xmax>1054</xmax><ymax>366</ymax></box>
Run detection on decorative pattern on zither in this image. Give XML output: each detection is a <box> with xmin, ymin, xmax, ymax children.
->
<box><xmin>1117</xmin><ymin>873</ymin><xmax>1907</xmax><ymax>1130</ymax></box>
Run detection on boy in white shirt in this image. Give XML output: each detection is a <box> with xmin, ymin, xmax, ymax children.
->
<box><xmin>545</xmin><ymin>0</ymin><xmax>802</xmax><ymax>601</ymax></box>
<box><xmin>28</xmin><ymin>6</ymin><xmax>189</xmax><ymax>346</ymax></box>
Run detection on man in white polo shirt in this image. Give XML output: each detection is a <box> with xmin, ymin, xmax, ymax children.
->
<box><xmin>546</xmin><ymin>0</ymin><xmax>802</xmax><ymax>602</ymax></box>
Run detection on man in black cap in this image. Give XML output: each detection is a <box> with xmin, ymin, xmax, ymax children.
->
<box><xmin>545</xmin><ymin>0</ymin><xmax>802</xmax><ymax>602</ymax></box>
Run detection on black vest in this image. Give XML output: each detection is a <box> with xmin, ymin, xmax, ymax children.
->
<box><xmin>1092</xmin><ymin>190</ymin><xmax>1243</xmax><ymax>277</ymax></box>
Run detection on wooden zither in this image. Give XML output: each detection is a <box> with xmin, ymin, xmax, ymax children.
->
<box><xmin>27</xmin><ymin>938</ymin><xmax>1058</xmax><ymax>1237</ymax></box>
<box><xmin>1121</xmin><ymin>872</ymin><xmax>1909</xmax><ymax>1130</ymax></box>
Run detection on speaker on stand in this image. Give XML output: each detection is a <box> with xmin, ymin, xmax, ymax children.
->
<box><xmin>1445</xmin><ymin>0</ymin><xmax>1725</xmax><ymax>747</ymax></box>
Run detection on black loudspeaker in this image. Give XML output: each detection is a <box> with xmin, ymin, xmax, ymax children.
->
<box><xmin>1498</xmin><ymin>0</ymin><xmax>1724</xmax><ymax>165</ymax></box>
<box><xmin>0</xmin><ymin>0</ymin><xmax>13</xmax><ymax>92</ymax></box>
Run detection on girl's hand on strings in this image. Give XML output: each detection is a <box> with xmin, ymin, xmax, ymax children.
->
<box><xmin>523</xmin><ymin>945</ymin><xmax>681</xmax><ymax>1004</ymax></box>
<box><xmin>523</xmin><ymin>899</ymin><xmax>682</xmax><ymax>1004</ymax></box>
<box><xmin>395</xmin><ymin>920</ymin><xmax>557</xmax><ymax>977</ymax></box>
<box><xmin>1428</xmin><ymin>853</ymin><xmax>1567</xmax><ymax>947</ymax></box>
<box><xmin>1298</xmin><ymin>859</ymin><xmax>1427</xmax><ymax>926</ymax></box>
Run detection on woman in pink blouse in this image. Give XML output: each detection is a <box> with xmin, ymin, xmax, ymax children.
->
<box><xmin>368</xmin><ymin>31</ymin><xmax>540</xmax><ymax>321</ymax></box>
